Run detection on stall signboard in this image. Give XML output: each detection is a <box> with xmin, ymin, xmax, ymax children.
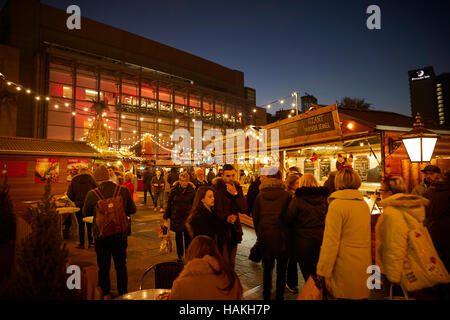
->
<box><xmin>35</xmin><ymin>158</ymin><xmax>60</xmax><ymax>183</ymax></box>
<box><xmin>0</xmin><ymin>161</ymin><xmax>27</xmax><ymax>178</ymax></box>
<box><xmin>354</xmin><ymin>156</ymin><xmax>369</xmax><ymax>182</ymax></box>
<box><xmin>319</xmin><ymin>160</ymin><xmax>331</xmax><ymax>180</ymax></box>
<box><xmin>67</xmin><ymin>159</ymin><xmax>89</xmax><ymax>181</ymax></box>
<box><xmin>304</xmin><ymin>160</ymin><xmax>316</xmax><ymax>175</ymax></box>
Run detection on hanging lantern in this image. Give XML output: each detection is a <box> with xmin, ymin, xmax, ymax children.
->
<box><xmin>400</xmin><ymin>113</ymin><xmax>439</xmax><ymax>163</ymax></box>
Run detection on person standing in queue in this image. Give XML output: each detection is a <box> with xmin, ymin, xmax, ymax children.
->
<box><xmin>164</xmin><ymin>172</ymin><xmax>196</xmax><ymax>262</ymax></box>
<box><xmin>212</xmin><ymin>164</ymin><xmax>247</xmax><ymax>269</ymax></box>
<box><xmin>82</xmin><ymin>165</ymin><xmax>136</xmax><ymax>299</ymax></box>
<box><xmin>142</xmin><ymin>167</ymin><xmax>154</xmax><ymax>205</ymax></box>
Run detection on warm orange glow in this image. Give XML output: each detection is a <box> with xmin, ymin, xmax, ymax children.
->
<box><xmin>347</xmin><ymin>122</ymin><xmax>354</xmax><ymax>129</ymax></box>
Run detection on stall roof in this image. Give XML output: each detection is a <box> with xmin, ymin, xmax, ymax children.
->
<box><xmin>0</xmin><ymin>136</ymin><xmax>101</xmax><ymax>157</ymax></box>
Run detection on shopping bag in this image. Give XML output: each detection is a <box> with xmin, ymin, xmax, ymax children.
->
<box><xmin>158</xmin><ymin>220</ymin><xmax>172</xmax><ymax>254</ymax></box>
<box><xmin>386</xmin><ymin>284</ymin><xmax>414</xmax><ymax>300</ymax></box>
<box><xmin>400</xmin><ymin>211</ymin><xmax>450</xmax><ymax>292</ymax></box>
<box><xmin>297</xmin><ymin>275</ymin><xmax>324</xmax><ymax>300</ymax></box>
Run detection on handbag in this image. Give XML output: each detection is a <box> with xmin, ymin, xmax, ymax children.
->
<box><xmin>297</xmin><ymin>275</ymin><xmax>326</xmax><ymax>300</ymax></box>
<box><xmin>400</xmin><ymin>211</ymin><xmax>450</xmax><ymax>292</ymax></box>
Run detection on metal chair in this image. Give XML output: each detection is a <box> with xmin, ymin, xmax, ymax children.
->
<box><xmin>139</xmin><ymin>261</ymin><xmax>184</xmax><ymax>290</ymax></box>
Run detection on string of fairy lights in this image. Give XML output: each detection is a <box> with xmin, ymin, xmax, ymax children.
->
<box><xmin>260</xmin><ymin>91</ymin><xmax>300</xmax><ymax>118</ymax></box>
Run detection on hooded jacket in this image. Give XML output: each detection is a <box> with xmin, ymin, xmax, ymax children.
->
<box><xmin>67</xmin><ymin>173</ymin><xmax>98</xmax><ymax>208</ymax></box>
<box><xmin>375</xmin><ymin>193</ymin><xmax>430</xmax><ymax>284</ymax></box>
<box><xmin>211</xmin><ymin>177</ymin><xmax>247</xmax><ymax>245</ymax></box>
<box><xmin>164</xmin><ymin>181</ymin><xmax>196</xmax><ymax>232</ymax></box>
<box><xmin>316</xmin><ymin>189</ymin><xmax>372</xmax><ymax>299</ymax></box>
<box><xmin>169</xmin><ymin>255</ymin><xmax>243</xmax><ymax>300</ymax></box>
<box><xmin>285</xmin><ymin>186</ymin><xmax>329</xmax><ymax>246</ymax></box>
<box><xmin>252</xmin><ymin>178</ymin><xmax>292</xmax><ymax>258</ymax></box>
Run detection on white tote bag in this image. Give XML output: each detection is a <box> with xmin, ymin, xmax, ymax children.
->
<box><xmin>400</xmin><ymin>211</ymin><xmax>450</xmax><ymax>292</ymax></box>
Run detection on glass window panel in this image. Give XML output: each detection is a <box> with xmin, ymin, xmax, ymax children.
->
<box><xmin>47</xmin><ymin>125</ymin><xmax>71</xmax><ymax>140</ymax></box>
<box><xmin>49</xmin><ymin>64</ymin><xmax>72</xmax><ymax>85</ymax></box>
<box><xmin>159</xmin><ymin>86</ymin><xmax>172</xmax><ymax>103</ymax></box>
<box><xmin>48</xmin><ymin>110</ymin><xmax>72</xmax><ymax>127</ymax></box>
<box><xmin>159</xmin><ymin>102</ymin><xmax>172</xmax><ymax>113</ymax></box>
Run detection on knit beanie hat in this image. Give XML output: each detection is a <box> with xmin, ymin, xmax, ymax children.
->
<box><xmin>94</xmin><ymin>165</ymin><xmax>109</xmax><ymax>182</ymax></box>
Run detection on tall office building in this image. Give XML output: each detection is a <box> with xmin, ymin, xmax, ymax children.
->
<box><xmin>436</xmin><ymin>73</ymin><xmax>450</xmax><ymax>127</ymax></box>
<box><xmin>408</xmin><ymin>66</ymin><xmax>449</xmax><ymax>127</ymax></box>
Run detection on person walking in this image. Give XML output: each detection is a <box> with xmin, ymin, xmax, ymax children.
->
<box><xmin>212</xmin><ymin>164</ymin><xmax>247</xmax><ymax>269</ymax></box>
<box><xmin>284</xmin><ymin>173</ymin><xmax>301</xmax><ymax>292</ymax></box>
<box><xmin>122</xmin><ymin>172</ymin><xmax>135</xmax><ymax>198</ymax></box>
<box><xmin>186</xmin><ymin>186</ymin><xmax>227</xmax><ymax>243</ymax></box>
<box><xmin>376</xmin><ymin>175</ymin><xmax>447</xmax><ymax>299</ymax></box>
<box><xmin>207</xmin><ymin>168</ymin><xmax>216</xmax><ymax>184</ymax></box>
<box><xmin>246</xmin><ymin>175</ymin><xmax>265</xmax><ymax>217</ymax></box>
<box><xmin>285</xmin><ymin>173</ymin><xmax>329</xmax><ymax>288</ymax></box>
<box><xmin>82</xmin><ymin>165</ymin><xmax>136</xmax><ymax>299</ymax></box>
<box><xmin>142</xmin><ymin>167</ymin><xmax>154</xmax><ymax>205</ymax></box>
<box><xmin>411</xmin><ymin>165</ymin><xmax>441</xmax><ymax>196</ymax></box>
<box><xmin>167</xmin><ymin>167</ymin><xmax>179</xmax><ymax>187</ymax></box>
<box><xmin>164</xmin><ymin>172</ymin><xmax>196</xmax><ymax>262</ymax></box>
<box><xmin>151</xmin><ymin>169</ymin><xmax>165</xmax><ymax>212</ymax></box>
<box><xmin>169</xmin><ymin>235</ymin><xmax>243</xmax><ymax>300</ymax></box>
<box><xmin>252</xmin><ymin>170</ymin><xmax>291</xmax><ymax>300</ymax></box>
<box><xmin>316</xmin><ymin>167</ymin><xmax>371</xmax><ymax>300</ymax></box>
<box><xmin>193</xmin><ymin>168</ymin><xmax>209</xmax><ymax>188</ymax></box>
<box><xmin>67</xmin><ymin>167</ymin><xmax>98</xmax><ymax>249</ymax></box>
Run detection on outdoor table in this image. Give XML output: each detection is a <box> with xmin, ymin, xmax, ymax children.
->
<box><xmin>57</xmin><ymin>207</ymin><xmax>80</xmax><ymax>239</ymax></box>
<box><xmin>115</xmin><ymin>289</ymin><xmax>171</xmax><ymax>300</ymax></box>
<box><xmin>83</xmin><ymin>216</ymin><xmax>94</xmax><ymax>224</ymax></box>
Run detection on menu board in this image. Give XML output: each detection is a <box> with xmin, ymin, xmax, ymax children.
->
<box><xmin>304</xmin><ymin>160</ymin><xmax>315</xmax><ymax>175</ymax></box>
<box><xmin>35</xmin><ymin>158</ymin><xmax>60</xmax><ymax>183</ymax></box>
<box><xmin>354</xmin><ymin>156</ymin><xmax>369</xmax><ymax>182</ymax></box>
<box><xmin>279</xmin><ymin>111</ymin><xmax>336</xmax><ymax>140</ymax></box>
<box><xmin>0</xmin><ymin>161</ymin><xmax>27</xmax><ymax>178</ymax></box>
<box><xmin>319</xmin><ymin>160</ymin><xmax>331</xmax><ymax>180</ymax></box>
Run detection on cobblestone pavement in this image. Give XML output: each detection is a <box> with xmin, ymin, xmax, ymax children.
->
<box><xmin>66</xmin><ymin>192</ymin><xmax>383</xmax><ymax>300</ymax></box>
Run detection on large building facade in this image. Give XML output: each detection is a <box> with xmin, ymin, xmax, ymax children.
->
<box><xmin>0</xmin><ymin>0</ymin><xmax>262</xmax><ymax>154</ymax></box>
<box><xmin>408</xmin><ymin>66</ymin><xmax>449</xmax><ymax>127</ymax></box>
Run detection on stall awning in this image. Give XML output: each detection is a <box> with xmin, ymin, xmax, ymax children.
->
<box><xmin>0</xmin><ymin>136</ymin><xmax>101</xmax><ymax>157</ymax></box>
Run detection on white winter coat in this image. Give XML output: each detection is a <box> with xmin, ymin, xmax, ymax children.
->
<box><xmin>375</xmin><ymin>193</ymin><xmax>429</xmax><ymax>284</ymax></box>
<box><xmin>316</xmin><ymin>189</ymin><xmax>372</xmax><ymax>299</ymax></box>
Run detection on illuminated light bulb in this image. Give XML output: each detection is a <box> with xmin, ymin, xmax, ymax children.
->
<box><xmin>347</xmin><ymin>123</ymin><xmax>354</xmax><ymax>129</ymax></box>
<box><xmin>84</xmin><ymin>108</ymin><xmax>88</xmax><ymax>112</ymax></box>
<box><xmin>133</xmin><ymin>130</ymin><xmax>136</xmax><ymax>134</ymax></box>
<box><xmin>54</xmin><ymin>105</ymin><xmax>59</xmax><ymax>109</ymax></box>
<box><xmin>280</xmin><ymin>100</ymin><xmax>284</xmax><ymax>104</ymax></box>
<box><xmin>267</xmin><ymin>105</ymin><xmax>271</xmax><ymax>109</ymax></box>
<box><xmin>140</xmin><ymin>117</ymin><xmax>144</xmax><ymax>121</ymax></box>
<box><xmin>122</xmin><ymin>115</ymin><xmax>126</xmax><ymax>119</ymax></box>
<box><xmin>35</xmin><ymin>96</ymin><xmax>40</xmax><ymax>100</ymax></box>
<box><xmin>7</xmin><ymin>82</ymin><xmax>11</xmax><ymax>86</ymax></box>
<box><xmin>65</xmin><ymin>103</ymin><xmax>69</xmax><ymax>107</ymax></box>
<box><xmin>253</xmin><ymin>109</ymin><xmax>257</xmax><ymax>113</ymax></box>
<box><xmin>159</xmin><ymin>133</ymin><xmax>162</xmax><ymax>137</ymax></box>
<box><xmin>360</xmin><ymin>142</ymin><xmax>364</xmax><ymax>147</ymax></box>
<box><xmin>45</xmin><ymin>97</ymin><xmax>50</xmax><ymax>101</ymax></box>
<box><xmin>288</xmin><ymin>115</ymin><xmax>292</xmax><ymax>118</ymax></box>
<box><xmin>104</xmin><ymin>124</ymin><xmax>107</xmax><ymax>127</ymax></box>
<box><xmin>16</xmin><ymin>87</ymin><xmax>21</xmax><ymax>91</ymax></box>
<box><xmin>106</xmin><ymin>119</ymin><xmax>109</xmax><ymax>122</ymax></box>
<box><xmin>72</xmin><ymin>112</ymin><xmax>76</xmax><ymax>116</ymax></box>
<box><xmin>291</xmin><ymin>109</ymin><xmax>295</xmax><ymax>113</ymax></box>
<box><xmin>26</xmin><ymin>89</ymin><xmax>31</xmax><ymax>94</ymax></box>
<box><xmin>291</xmin><ymin>103</ymin><xmax>295</xmax><ymax>107</ymax></box>
<box><xmin>88</xmin><ymin>118</ymin><xmax>92</xmax><ymax>122</ymax></box>
<box><xmin>175</xmin><ymin>119</ymin><xmax>179</xmax><ymax>123</ymax></box>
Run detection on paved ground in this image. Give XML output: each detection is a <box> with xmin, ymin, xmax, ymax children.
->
<box><xmin>65</xmin><ymin>192</ymin><xmax>304</xmax><ymax>300</ymax></box>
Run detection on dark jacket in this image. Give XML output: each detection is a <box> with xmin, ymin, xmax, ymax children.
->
<box><xmin>246</xmin><ymin>176</ymin><xmax>261</xmax><ymax>216</ymax></box>
<box><xmin>207</xmin><ymin>171</ymin><xmax>216</xmax><ymax>184</ymax></box>
<box><xmin>168</xmin><ymin>171</ymin><xmax>179</xmax><ymax>186</ymax></box>
<box><xmin>211</xmin><ymin>177</ymin><xmax>247</xmax><ymax>246</ymax></box>
<box><xmin>252</xmin><ymin>178</ymin><xmax>291</xmax><ymax>258</ymax></box>
<box><xmin>164</xmin><ymin>181</ymin><xmax>196</xmax><ymax>232</ymax></box>
<box><xmin>82</xmin><ymin>181</ymin><xmax>137</xmax><ymax>239</ymax></box>
<box><xmin>142</xmin><ymin>170</ymin><xmax>153</xmax><ymax>187</ymax></box>
<box><xmin>151</xmin><ymin>175</ymin><xmax>165</xmax><ymax>193</ymax></box>
<box><xmin>423</xmin><ymin>179</ymin><xmax>450</xmax><ymax>250</ymax></box>
<box><xmin>67</xmin><ymin>173</ymin><xmax>98</xmax><ymax>208</ymax></box>
<box><xmin>187</xmin><ymin>203</ymin><xmax>227</xmax><ymax>241</ymax></box>
<box><xmin>285</xmin><ymin>187</ymin><xmax>329</xmax><ymax>252</ymax></box>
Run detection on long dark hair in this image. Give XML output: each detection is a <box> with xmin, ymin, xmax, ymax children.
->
<box><xmin>186</xmin><ymin>186</ymin><xmax>214</xmax><ymax>237</ymax></box>
<box><xmin>186</xmin><ymin>235</ymin><xmax>242</xmax><ymax>293</ymax></box>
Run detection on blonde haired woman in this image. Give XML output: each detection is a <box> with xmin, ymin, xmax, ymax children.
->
<box><xmin>316</xmin><ymin>167</ymin><xmax>371</xmax><ymax>299</ymax></box>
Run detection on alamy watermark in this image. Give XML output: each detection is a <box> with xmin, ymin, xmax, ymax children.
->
<box><xmin>366</xmin><ymin>5</ymin><xmax>381</xmax><ymax>30</ymax></box>
<box><xmin>66</xmin><ymin>5</ymin><xmax>81</xmax><ymax>30</ymax></box>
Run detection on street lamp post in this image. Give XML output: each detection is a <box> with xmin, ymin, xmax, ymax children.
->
<box><xmin>400</xmin><ymin>113</ymin><xmax>439</xmax><ymax>163</ymax></box>
<box><xmin>292</xmin><ymin>91</ymin><xmax>299</xmax><ymax>115</ymax></box>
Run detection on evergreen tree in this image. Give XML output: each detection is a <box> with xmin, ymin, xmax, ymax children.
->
<box><xmin>3</xmin><ymin>181</ymin><xmax>80</xmax><ymax>299</ymax></box>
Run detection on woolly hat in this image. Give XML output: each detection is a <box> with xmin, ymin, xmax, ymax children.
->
<box><xmin>93</xmin><ymin>165</ymin><xmax>110</xmax><ymax>182</ymax></box>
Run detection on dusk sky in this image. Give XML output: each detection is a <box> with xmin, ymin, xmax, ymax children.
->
<box><xmin>10</xmin><ymin>0</ymin><xmax>450</xmax><ymax>116</ymax></box>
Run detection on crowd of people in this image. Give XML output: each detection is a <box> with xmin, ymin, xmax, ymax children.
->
<box><xmin>64</xmin><ymin>162</ymin><xmax>449</xmax><ymax>300</ymax></box>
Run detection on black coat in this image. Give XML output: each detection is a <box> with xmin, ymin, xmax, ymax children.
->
<box><xmin>167</xmin><ymin>171</ymin><xmax>179</xmax><ymax>186</ymax></box>
<box><xmin>142</xmin><ymin>170</ymin><xmax>153</xmax><ymax>187</ymax></box>
<box><xmin>67</xmin><ymin>173</ymin><xmax>98</xmax><ymax>208</ymax></box>
<box><xmin>285</xmin><ymin>187</ymin><xmax>329</xmax><ymax>255</ymax></box>
<box><xmin>193</xmin><ymin>178</ymin><xmax>209</xmax><ymax>189</ymax></box>
<box><xmin>187</xmin><ymin>203</ymin><xmax>227</xmax><ymax>241</ymax></box>
<box><xmin>252</xmin><ymin>178</ymin><xmax>292</xmax><ymax>258</ymax></box>
<box><xmin>423</xmin><ymin>179</ymin><xmax>450</xmax><ymax>250</ymax></box>
<box><xmin>246</xmin><ymin>176</ymin><xmax>261</xmax><ymax>216</ymax></box>
<box><xmin>164</xmin><ymin>181</ymin><xmax>196</xmax><ymax>232</ymax></box>
<box><xmin>211</xmin><ymin>177</ymin><xmax>247</xmax><ymax>246</ymax></box>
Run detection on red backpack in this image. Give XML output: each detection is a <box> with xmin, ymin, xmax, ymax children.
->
<box><xmin>92</xmin><ymin>185</ymin><xmax>128</xmax><ymax>237</ymax></box>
